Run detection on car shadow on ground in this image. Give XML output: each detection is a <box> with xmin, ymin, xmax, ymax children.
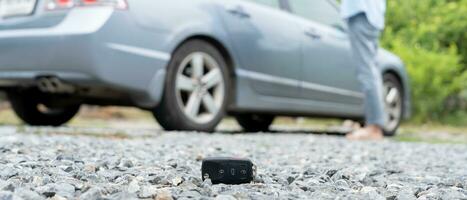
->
<box><xmin>216</xmin><ymin>129</ymin><xmax>348</xmax><ymax>136</ymax></box>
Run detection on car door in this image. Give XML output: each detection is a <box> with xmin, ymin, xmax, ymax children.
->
<box><xmin>219</xmin><ymin>0</ymin><xmax>303</xmax><ymax>98</ymax></box>
<box><xmin>286</xmin><ymin>0</ymin><xmax>363</xmax><ymax>105</ymax></box>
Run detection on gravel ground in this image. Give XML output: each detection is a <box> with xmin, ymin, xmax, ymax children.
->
<box><xmin>0</xmin><ymin>126</ymin><xmax>466</xmax><ymax>200</ymax></box>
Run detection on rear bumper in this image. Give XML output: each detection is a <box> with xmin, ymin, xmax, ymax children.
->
<box><xmin>0</xmin><ymin>7</ymin><xmax>172</xmax><ymax>107</ymax></box>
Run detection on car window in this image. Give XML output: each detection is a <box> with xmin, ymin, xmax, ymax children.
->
<box><xmin>288</xmin><ymin>0</ymin><xmax>344</xmax><ymax>28</ymax></box>
<box><xmin>248</xmin><ymin>0</ymin><xmax>281</xmax><ymax>8</ymax></box>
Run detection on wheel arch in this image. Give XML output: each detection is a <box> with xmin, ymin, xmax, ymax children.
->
<box><xmin>172</xmin><ymin>35</ymin><xmax>235</xmax><ymax>76</ymax></box>
<box><xmin>383</xmin><ymin>69</ymin><xmax>404</xmax><ymax>92</ymax></box>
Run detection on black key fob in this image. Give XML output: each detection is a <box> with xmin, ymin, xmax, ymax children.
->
<box><xmin>201</xmin><ymin>157</ymin><xmax>255</xmax><ymax>184</ymax></box>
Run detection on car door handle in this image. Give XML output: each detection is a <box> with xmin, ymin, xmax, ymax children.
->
<box><xmin>304</xmin><ymin>28</ymin><xmax>322</xmax><ymax>40</ymax></box>
<box><xmin>226</xmin><ymin>5</ymin><xmax>251</xmax><ymax>18</ymax></box>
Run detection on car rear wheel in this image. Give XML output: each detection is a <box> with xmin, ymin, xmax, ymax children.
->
<box><xmin>154</xmin><ymin>40</ymin><xmax>231</xmax><ymax>132</ymax></box>
<box><xmin>382</xmin><ymin>73</ymin><xmax>404</xmax><ymax>136</ymax></box>
<box><xmin>235</xmin><ymin>114</ymin><xmax>275</xmax><ymax>132</ymax></box>
<box><xmin>7</xmin><ymin>91</ymin><xmax>80</xmax><ymax>126</ymax></box>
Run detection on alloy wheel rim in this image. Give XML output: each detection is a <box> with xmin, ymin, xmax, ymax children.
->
<box><xmin>175</xmin><ymin>52</ymin><xmax>225</xmax><ymax>124</ymax></box>
<box><xmin>383</xmin><ymin>81</ymin><xmax>402</xmax><ymax>132</ymax></box>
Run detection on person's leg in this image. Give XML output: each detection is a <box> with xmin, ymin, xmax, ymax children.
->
<box><xmin>346</xmin><ymin>13</ymin><xmax>386</xmax><ymax>140</ymax></box>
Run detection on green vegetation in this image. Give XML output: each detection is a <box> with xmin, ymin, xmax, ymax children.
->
<box><xmin>382</xmin><ymin>0</ymin><xmax>467</xmax><ymax>124</ymax></box>
<box><xmin>396</xmin><ymin>123</ymin><xmax>467</xmax><ymax>144</ymax></box>
<box><xmin>395</xmin><ymin>135</ymin><xmax>464</xmax><ymax>144</ymax></box>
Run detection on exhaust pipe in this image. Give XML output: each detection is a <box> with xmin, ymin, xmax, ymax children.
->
<box><xmin>37</xmin><ymin>77</ymin><xmax>75</xmax><ymax>93</ymax></box>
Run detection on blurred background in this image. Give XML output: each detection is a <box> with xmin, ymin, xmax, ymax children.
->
<box><xmin>0</xmin><ymin>0</ymin><xmax>466</xmax><ymax>143</ymax></box>
<box><xmin>382</xmin><ymin>0</ymin><xmax>467</xmax><ymax>125</ymax></box>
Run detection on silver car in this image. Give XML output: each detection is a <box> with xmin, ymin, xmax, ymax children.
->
<box><xmin>0</xmin><ymin>0</ymin><xmax>410</xmax><ymax>135</ymax></box>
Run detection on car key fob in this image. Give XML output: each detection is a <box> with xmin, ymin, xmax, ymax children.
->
<box><xmin>201</xmin><ymin>157</ymin><xmax>255</xmax><ymax>184</ymax></box>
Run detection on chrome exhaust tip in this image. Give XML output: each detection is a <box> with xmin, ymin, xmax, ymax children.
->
<box><xmin>36</xmin><ymin>77</ymin><xmax>75</xmax><ymax>93</ymax></box>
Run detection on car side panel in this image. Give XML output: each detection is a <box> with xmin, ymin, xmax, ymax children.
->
<box><xmin>218</xmin><ymin>0</ymin><xmax>303</xmax><ymax>98</ymax></box>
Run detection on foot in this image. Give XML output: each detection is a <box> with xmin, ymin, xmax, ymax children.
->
<box><xmin>346</xmin><ymin>125</ymin><xmax>384</xmax><ymax>141</ymax></box>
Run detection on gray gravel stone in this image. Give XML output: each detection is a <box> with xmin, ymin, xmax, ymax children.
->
<box><xmin>108</xmin><ymin>192</ymin><xmax>138</xmax><ymax>200</ymax></box>
<box><xmin>79</xmin><ymin>187</ymin><xmax>102</xmax><ymax>200</ymax></box>
<box><xmin>14</xmin><ymin>188</ymin><xmax>44</xmax><ymax>200</ymax></box>
<box><xmin>49</xmin><ymin>195</ymin><xmax>67</xmax><ymax>200</ymax></box>
<box><xmin>215</xmin><ymin>194</ymin><xmax>236</xmax><ymax>200</ymax></box>
<box><xmin>395</xmin><ymin>188</ymin><xmax>416</xmax><ymax>200</ymax></box>
<box><xmin>36</xmin><ymin>183</ymin><xmax>75</xmax><ymax>199</ymax></box>
<box><xmin>0</xmin><ymin>166</ymin><xmax>18</xmax><ymax>180</ymax></box>
<box><xmin>155</xmin><ymin>189</ymin><xmax>173</xmax><ymax>200</ymax></box>
<box><xmin>138</xmin><ymin>185</ymin><xmax>157</xmax><ymax>199</ymax></box>
<box><xmin>0</xmin><ymin>126</ymin><xmax>466</xmax><ymax>199</ymax></box>
<box><xmin>0</xmin><ymin>182</ymin><xmax>15</xmax><ymax>192</ymax></box>
<box><xmin>127</xmin><ymin>178</ymin><xmax>142</xmax><ymax>194</ymax></box>
<box><xmin>0</xmin><ymin>191</ymin><xmax>13</xmax><ymax>200</ymax></box>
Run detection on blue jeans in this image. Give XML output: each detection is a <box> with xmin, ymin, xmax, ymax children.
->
<box><xmin>347</xmin><ymin>13</ymin><xmax>386</xmax><ymax>128</ymax></box>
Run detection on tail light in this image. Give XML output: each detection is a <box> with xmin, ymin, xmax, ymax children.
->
<box><xmin>45</xmin><ymin>0</ymin><xmax>128</xmax><ymax>10</ymax></box>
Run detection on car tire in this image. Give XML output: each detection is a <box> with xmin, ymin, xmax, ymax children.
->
<box><xmin>154</xmin><ymin>40</ymin><xmax>231</xmax><ymax>132</ymax></box>
<box><xmin>235</xmin><ymin>114</ymin><xmax>275</xmax><ymax>132</ymax></box>
<box><xmin>382</xmin><ymin>73</ymin><xmax>404</xmax><ymax>136</ymax></box>
<box><xmin>7</xmin><ymin>91</ymin><xmax>80</xmax><ymax>126</ymax></box>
